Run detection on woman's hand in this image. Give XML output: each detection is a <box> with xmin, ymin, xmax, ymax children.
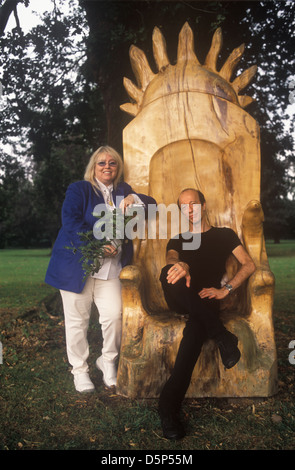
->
<box><xmin>198</xmin><ymin>286</ymin><xmax>229</xmax><ymax>300</ymax></box>
<box><xmin>103</xmin><ymin>244</ymin><xmax>119</xmax><ymax>258</ymax></box>
<box><xmin>167</xmin><ymin>262</ymin><xmax>191</xmax><ymax>288</ymax></box>
<box><xmin>119</xmin><ymin>194</ymin><xmax>135</xmax><ymax>213</ymax></box>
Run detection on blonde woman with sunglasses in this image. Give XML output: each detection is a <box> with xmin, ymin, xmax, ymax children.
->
<box><xmin>45</xmin><ymin>146</ymin><xmax>156</xmax><ymax>393</ymax></box>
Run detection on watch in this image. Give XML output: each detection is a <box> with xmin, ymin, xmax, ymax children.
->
<box><xmin>225</xmin><ymin>283</ymin><xmax>233</xmax><ymax>294</ymax></box>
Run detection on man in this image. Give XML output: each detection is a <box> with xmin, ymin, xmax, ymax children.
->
<box><xmin>159</xmin><ymin>188</ymin><xmax>256</xmax><ymax>440</ymax></box>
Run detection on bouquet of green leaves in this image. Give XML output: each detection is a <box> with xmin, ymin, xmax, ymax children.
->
<box><xmin>65</xmin><ymin>209</ymin><xmax>134</xmax><ymax>281</ymax></box>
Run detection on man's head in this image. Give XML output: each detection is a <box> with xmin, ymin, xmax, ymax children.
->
<box><xmin>177</xmin><ymin>188</ymin><xmax>206</xmax><ymax>226</ymax></box>
<box><xmin>177</xmin><ymin>188</ymin><xmax>206</xmax><ymax>208</ymax></box>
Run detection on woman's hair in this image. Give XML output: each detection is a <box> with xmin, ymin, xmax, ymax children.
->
<box><xmin>84</xmin><ymin>145</ymin><xmax>124</xmax><ymax>192</ymax></box>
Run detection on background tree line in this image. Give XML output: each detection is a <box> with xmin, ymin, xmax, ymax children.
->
<box><xmin>0</xmin><ymin>0</ymin><xmax>294</xmax><ymax>248</ymax></box>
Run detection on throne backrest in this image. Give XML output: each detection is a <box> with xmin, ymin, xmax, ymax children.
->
<box><xmin>121</xmin><ymin>23</ymin><xmax>260</xmax><ymax>313</ymax></box>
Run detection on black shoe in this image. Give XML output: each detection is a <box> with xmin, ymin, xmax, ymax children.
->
<box><xmin>216</xmin><ymin>330</ymin><xmax>241</xmax><ymax>369</ymax></box>
<box><xmin>159</xmin><ymin>408</ymin><xmax>186</xmax><ymax>440</ymax></box>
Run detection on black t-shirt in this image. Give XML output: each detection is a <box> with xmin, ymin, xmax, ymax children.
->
<box><xmin>166</xmin><ymin>227</ymin><xmax>241</xmax><ymax>291</ymax></box>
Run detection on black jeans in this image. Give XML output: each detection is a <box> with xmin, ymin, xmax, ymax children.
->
<box><xmin>159</xmin><ymin>264</ymin><xmax>226</xmax><ymax>412</ymax></box>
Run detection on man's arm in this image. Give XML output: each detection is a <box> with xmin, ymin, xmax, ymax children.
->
<box><xmin>198</xmin><ymin>245</ymin><xmax>256</xmax><ymax>300</ymax></box>
<box><xmin>165</xmin><ymin>249</ymin><xmax>191</xmax><ymax>288</ymax></box>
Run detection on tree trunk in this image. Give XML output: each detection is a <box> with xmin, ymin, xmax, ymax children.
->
<box><xmin>0</xmin><ymin>0</ymin><xmax>21</xmax><ymax>36</ymax></box>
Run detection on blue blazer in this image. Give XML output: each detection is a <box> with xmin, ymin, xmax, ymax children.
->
<box><xmin>45</xmin><ymin>180</ymin><xmax>156</xmax><ymax>293</ymax></box>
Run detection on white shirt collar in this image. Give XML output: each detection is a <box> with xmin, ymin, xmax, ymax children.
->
<box><xmin>95</xmin><ymin>178</ymin><xmax>114</xmax><ymax>193</ymax></box>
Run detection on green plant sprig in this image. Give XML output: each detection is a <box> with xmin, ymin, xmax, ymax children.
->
<box><xmin>65</xmin><ymin>209</ymin><xmax>135</xmax><ymax>281</ymax></box>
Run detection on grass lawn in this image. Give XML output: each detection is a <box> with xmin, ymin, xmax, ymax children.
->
<box><xmin>0</xmin><ymin>243</ymin><xmax>294</xmax><ymax>451</ymax></box>
<box><xmin>0</xmin><ymin>249</ymin><xmax>56</xmax><ymax>310</ymax></box>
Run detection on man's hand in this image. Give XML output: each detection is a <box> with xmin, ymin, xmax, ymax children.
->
<box><xmin>167</xmin><ymin>262</ymin><xmax>191</xmax><ymax>287</ymax></box>
<box><xmin>198</xmin><ymin>286</ymin><xmax>229</xmax><ymax>300</ymax></box>
<box><xmin>198</xmin><ymin>245</ymin><xmax>256</xmax><ymax>300</ymax></box>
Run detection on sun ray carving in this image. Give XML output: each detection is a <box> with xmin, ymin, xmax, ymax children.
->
<box><xmin>204</xmin><ymin>27</ymin><xmax>223</xmax><ymax>71</ymax></box>
<box><xmin>219</xmin><ymin>43</ymin><xmax>245</xmax><ymax>81</ymax></box>
<box><xmin>152</xmin><ymin>27</ymin><xmax>170</xmax><ymax>71</ymax></box>
<box><xmin>177</xmin><ymin>21</ymin><xmax>200</xmax><ymax>65</ymax></box>
<box><xmin>121</xmin><ymin>22</ymin><xmax>257</xmax><ymax>117</ymax></box>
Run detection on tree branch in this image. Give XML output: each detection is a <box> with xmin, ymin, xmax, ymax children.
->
<box><xmin>13</xmin><ymin>4</ymin><xmax>21</xmax><ymax>33</ymax></box>
<box><xmin>0</xmin><ymin>0</ymin><xmax>23</xmax><ymax>36</ymax></box>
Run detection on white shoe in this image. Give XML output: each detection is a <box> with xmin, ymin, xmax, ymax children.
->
<box><xmin>96</xmin><ymin>356</ymin><xmax>117</xmax><ymax>388</ymax></box>
<box><xmin>74</xmin><ymin>372</ymin><xmax>95</xmax><ymax>393</ymax></box>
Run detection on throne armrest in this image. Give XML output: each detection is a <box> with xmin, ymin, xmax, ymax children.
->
<box><xmin>242</xmin><ymin>200</ymin><xmax>276</xmax><ymax>351</ymax></box>
<box><xmin>119</xmin><ymin>265</ymin><xmax>148</xmax><ymax>358</ymax></box>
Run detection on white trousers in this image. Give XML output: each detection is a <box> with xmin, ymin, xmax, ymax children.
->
<box><xmin>60</xmin><ymin>277</ymin><xmax>122</xmax><ymax>376</ymax></box>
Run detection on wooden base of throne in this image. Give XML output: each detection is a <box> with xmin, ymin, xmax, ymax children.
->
<box><xmin>116</xmin><ymin>265</ymin><xmax>278</xmax><ymax>399</ymax></box>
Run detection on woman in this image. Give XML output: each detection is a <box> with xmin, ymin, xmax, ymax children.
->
<box><xmin>45</xmin><ymin>146</ymin><xmax>156</xmax><ymax>393</ymax></box>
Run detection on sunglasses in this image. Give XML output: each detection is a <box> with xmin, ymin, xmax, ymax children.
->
<box><xmin>97</xmin><ymin>161</ymin><xmax>118</xmax><ymax>167</ymax></box>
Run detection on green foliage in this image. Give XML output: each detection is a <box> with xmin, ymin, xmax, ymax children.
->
<box><xmin>264</xmin><ymin>198</ymin><xmax>295</xmax><ymax>242</ymax></box>
<box><xmin>0</xmin><ymin>152</ymin><xmax>42</xmax><ymax>248</ymax></box>
<box><xmin>0</xmin><ymin>1</ymin><xmax>106</xmax><ymax>247</ymax></box>
<box><xmin>65</xmin><ymin>209</ymin><xmax>134</xmax><ymax>280</ymax></box>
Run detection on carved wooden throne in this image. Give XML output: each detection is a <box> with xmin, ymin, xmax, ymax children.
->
<box><xmin>116</xmin><ymin>23</ymin><xmax>278</xmax><ymax>398</ymax></box>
